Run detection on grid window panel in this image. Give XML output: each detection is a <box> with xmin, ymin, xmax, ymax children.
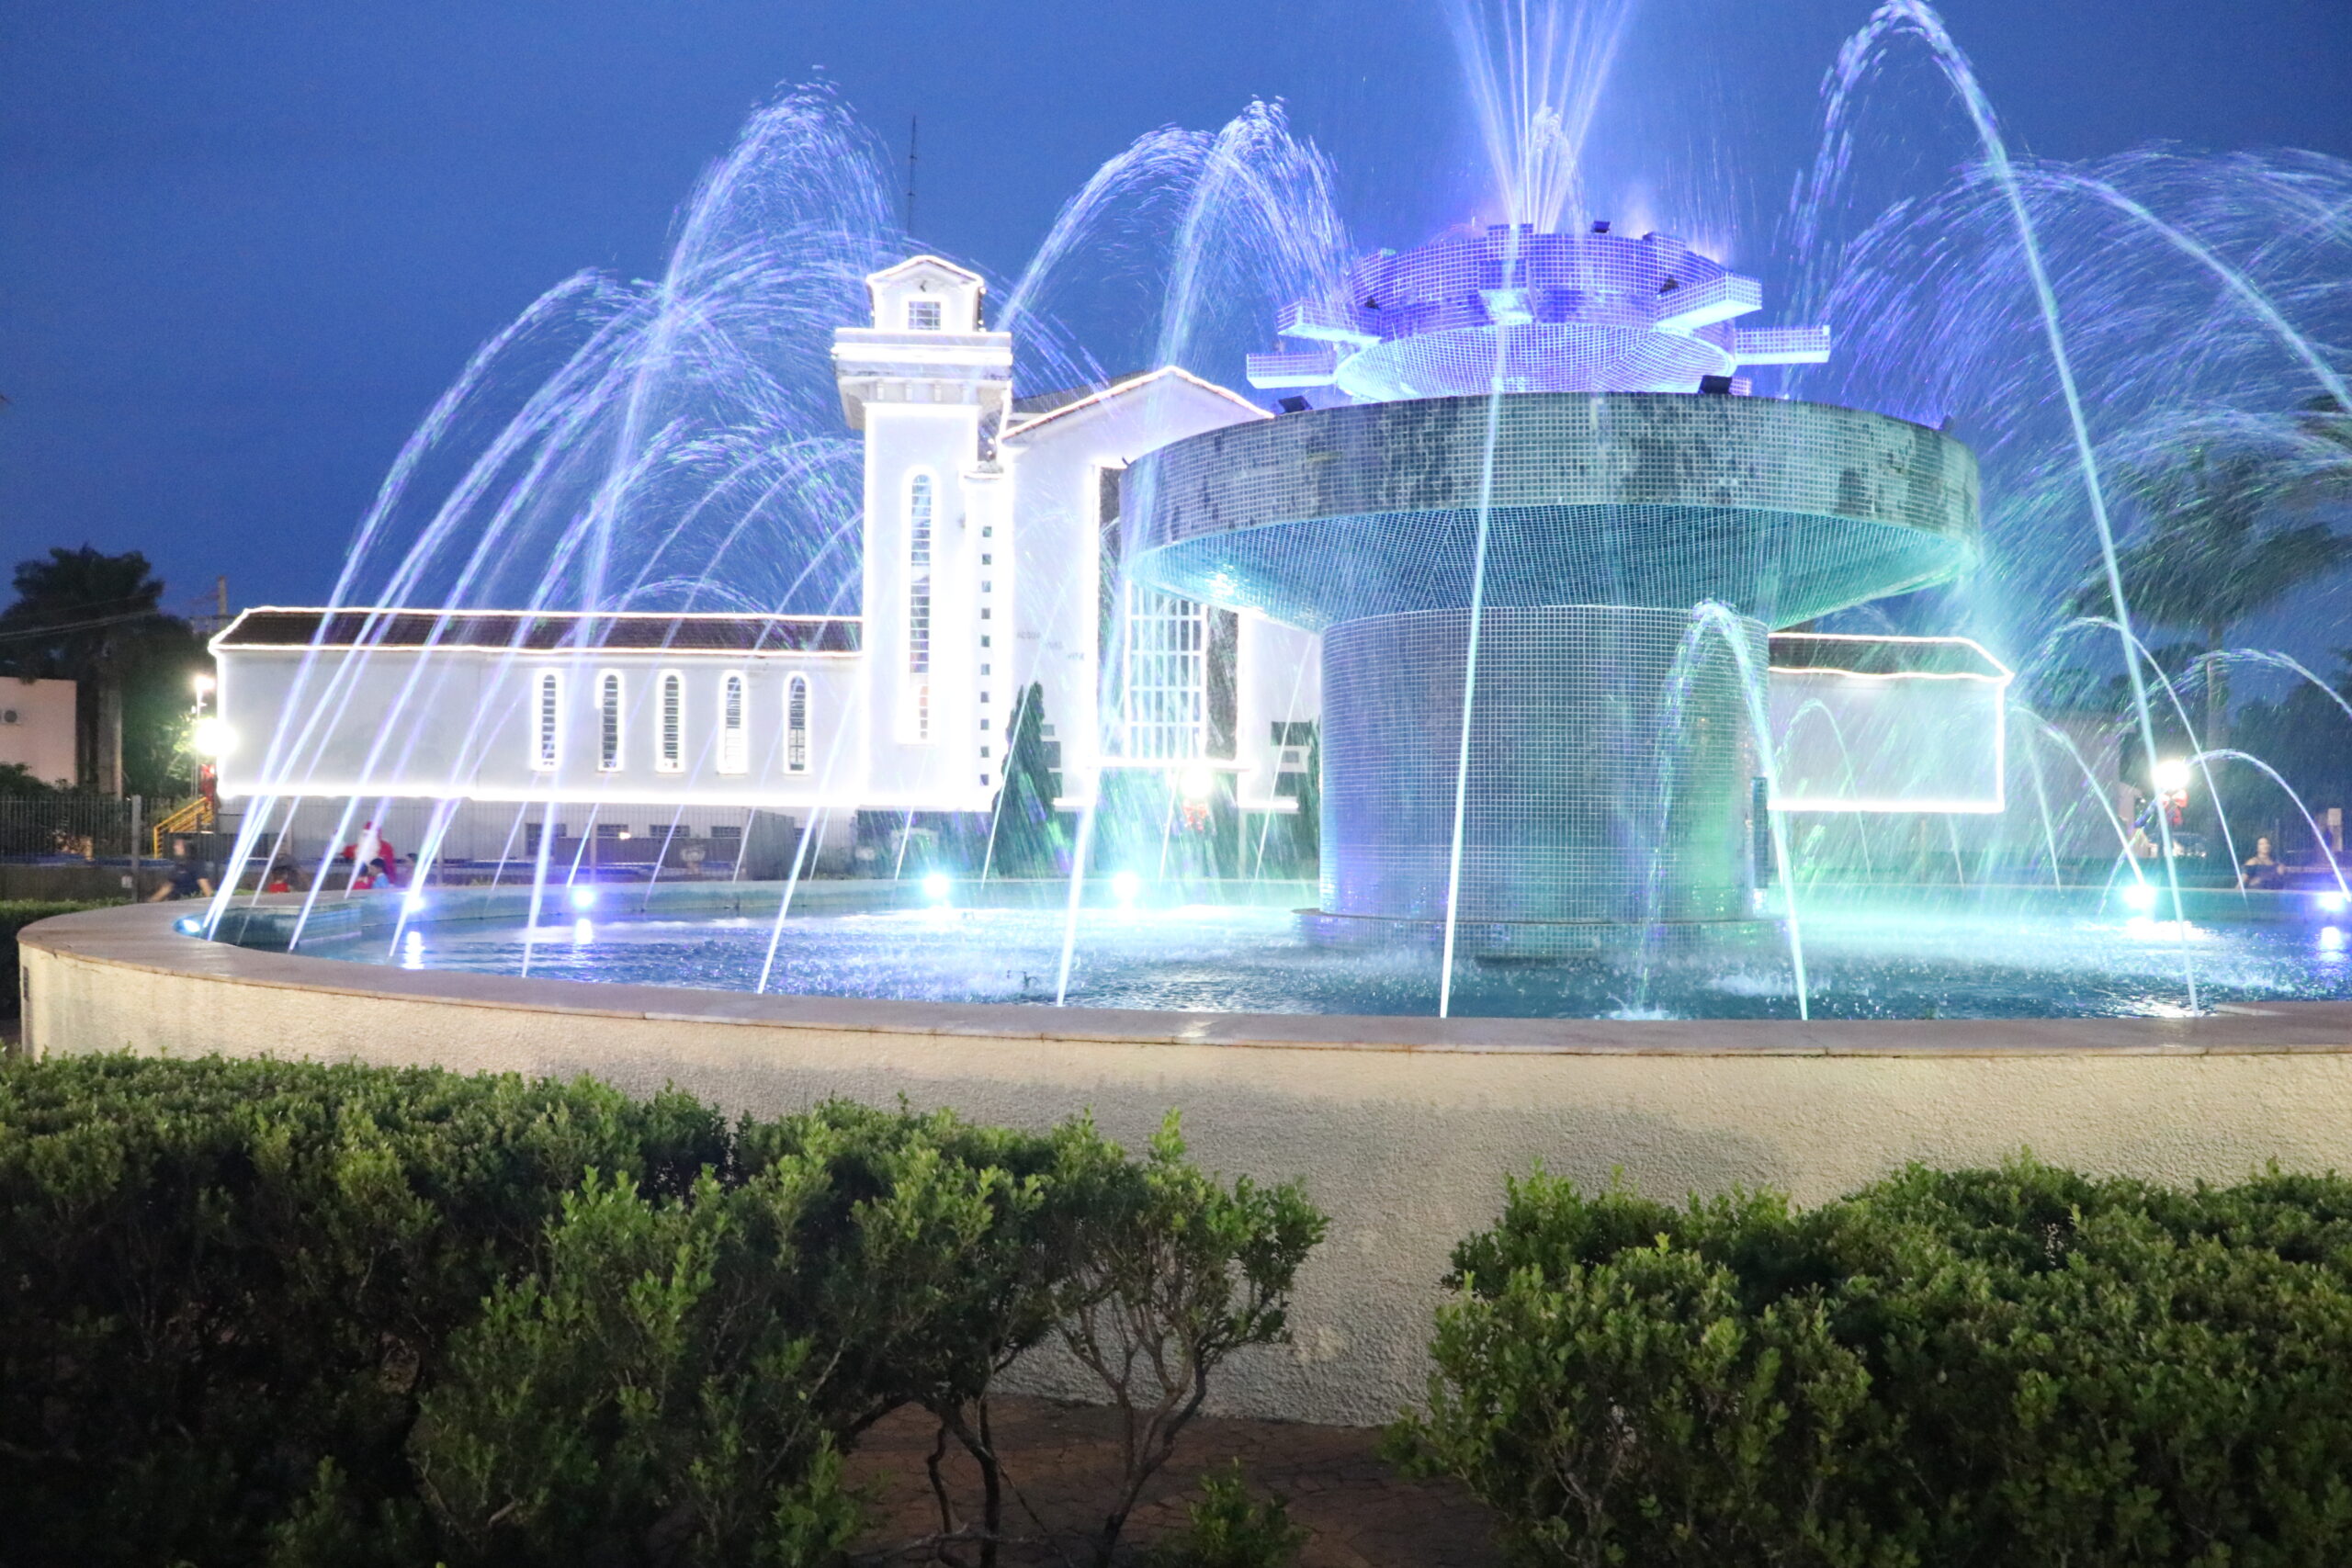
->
<box><xmin>1121</xmin><ymin>584</ymin><xmax>1205</xmax><ymax>761</ymax></box>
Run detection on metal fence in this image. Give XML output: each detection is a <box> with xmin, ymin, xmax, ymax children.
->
<box><xmin>0</xmin><ymin>796</ymin><xmax>156</xmax><ymax>861</ymax></box>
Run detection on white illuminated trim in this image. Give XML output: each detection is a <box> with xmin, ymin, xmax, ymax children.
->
<box><xmin>212</xmin><ymin>606</ymin><xmax>861</xmax><ymax>657</ymax></box>
<box><xmin>225</xmin><ymin>643</ymin><xmax>858</xmax><ymax>661</ymax></box>
<box><xmin>831</xmin><ymin>340</ymin><xmax>1014</xmax><ymax>371</ymax></box>
<box><xmin>862</xmin><ymin>252</ymin><xmax>987</xmax><ymax>293</ymax></box>
<box><xmin>1772</xmin><ymin>796</ymin><xmax>2006</xmax><ymax>815</ymax></box>
<box><xmin>223</xmin><ymin>784</ymin><xmax>958</xmax><ymax>811</ymax></box>
<box><xmin>1769</xmin><ymin>668</ymin><xmax>2008</xmax><ymax>683</ymax></box>
<box><xmin>1766</xmin><ymin>633</ymin><xmax>2013</xmax><ymax>680</ymax></box>
<box><xmin>1000</xmin><ymin>367</ymin><xmax>1272</xmax><ymax>444</ymax></box>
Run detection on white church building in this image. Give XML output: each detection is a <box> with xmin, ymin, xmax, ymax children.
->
<box><xmin>211</xmin><ymin>255</ymin><xmax>1322</xmax><ymax>873</ymax></box>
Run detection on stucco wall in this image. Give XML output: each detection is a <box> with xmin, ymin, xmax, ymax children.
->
<box><xmin>0</xmin><ymin>676</ymin><xmax>76</xmax><ymax>787</ymax></box>
<box><xmin>22</xmin><ymin>901</ymin><xmax>2352</xmax><ymax>1427</ymax></box>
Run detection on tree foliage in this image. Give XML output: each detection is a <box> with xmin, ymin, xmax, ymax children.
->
<box><xmin>2071</xmin><ymin>440</ymin><xmax>2352</xmax><ymax>748</ymax></box>
<box><xmin>0</xmin><ymin>545</ymin><xmax>208</xmax><ymax>795</ymax></box>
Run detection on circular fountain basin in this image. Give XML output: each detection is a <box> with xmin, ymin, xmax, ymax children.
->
<box><xmin>21</xmin><ymin>893</ymin><xmax>2352</xmax><ymax>1427</ymax></box>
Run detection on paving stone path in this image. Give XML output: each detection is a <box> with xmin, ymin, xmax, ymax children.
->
<box><xmin>846</xmin><ymin>1396</ymin><xmax>1504</xmax><ymax>1567</ymax></box>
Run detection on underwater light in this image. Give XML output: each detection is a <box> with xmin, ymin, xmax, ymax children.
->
<box><xmin>2323</xmin><ymin>926</ymin><xmax>2346</xmax><ymax>953</ymax></box>
<box><xmin>569</xmin><ymin>886</ymin><xmax>598</xmax><ymax>912</ymax></box>
<box><xmin>2151</xmin><ymin>757</ymin><xmax>2192</xmax><ymax>795</ymax></box>
<box><xmin>1112</xmin><ymin>870</ymin><xmax>1142</xmax><ymax>905</ymax></box>
<box><xmin>1180</xmin><ymin>762</ymin><xmax>1216</xmax><ymax>802</ymax></box>
<box><xmin>174</xmin><ymin>915</ymin><xmax>203</xmax><ymax>936</ymax></box>
<box><xmin>2320</xmin><ymin>890</ymin><xmax>2349</xmax><ymax>915</ymax></box>
<box><xmin>2121</xmin><ymin>882</ymin><xmax>2159</xmax><ymax>913</ymax></box>
<box><xmin>922</xmin><ymin>872</ymin><xmax>952</xmax><ymax>903</ymax></box>
<box><xmin>571</xmin><ymin>918</ymin><xmax>594</xmax><ymax>943</ymax></box>
<box><xmin>402</xmin><ymin>890</ymin><xmax>428</xmax><ymax>914</ymax></box>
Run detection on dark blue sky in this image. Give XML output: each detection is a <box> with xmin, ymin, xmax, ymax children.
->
<box><xmin>4</xmin><ymin>1</ymin><xmax>2348</xmax><ymax>613</ymax></box>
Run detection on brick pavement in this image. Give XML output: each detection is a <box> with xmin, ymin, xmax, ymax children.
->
<box><xmin>845</xmin><ymin>1395</ymin><xmax>1503</xmax><ymax>1567</ymax></box>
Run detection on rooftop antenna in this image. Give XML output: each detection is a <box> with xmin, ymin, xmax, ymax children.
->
<box><xmin>905</xmin><ymin>114</ymin><xmax>918</xmax><ymax>238</ymax></box>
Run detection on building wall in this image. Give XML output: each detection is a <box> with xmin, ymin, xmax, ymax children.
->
<box><xmin>1001</xmin><ymin>372</ymin><xmax>1300</xmax><ymax>807</ymax></box>
<box><xmin>217</xmin><ymin>646</ymin><xmax>865</xmax><ymax>807</ymax></box>
<box><xmin>0</xmin><ymin>677</ymin><xmax>76</xmax><ymax>787</ymax></box>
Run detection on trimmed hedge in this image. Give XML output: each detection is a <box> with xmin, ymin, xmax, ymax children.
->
<box><xmin>1393</xmin><ymin>1159</ymin><xmax>2352</xmax><ymax>1567</ymax></box>
<box><xmin>0</xmin><ymin>1055</ymin><xmax>1322</xmax><ymax>1567</ymax></box>
<box><xmin>1</xmin><ymin>897</ymin><xmax>116</xmax><ymax>1019</ymax></box>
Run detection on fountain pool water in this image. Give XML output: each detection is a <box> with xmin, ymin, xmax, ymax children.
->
<box><xmin>298</xmin><ymin>892</ymin><xmax>2352</xmax><ymax>1021</ymax></box>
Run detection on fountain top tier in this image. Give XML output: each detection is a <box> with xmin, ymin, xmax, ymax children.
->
<box><xmin>1125</xmin><ymin>393</ymin><xmax>1981</xmax><ymax>632</ymax></box>
<box><xmin>1246</xmin><ymin>224</ymin><xmax>1833</xmax><ymax>403</ymax></box>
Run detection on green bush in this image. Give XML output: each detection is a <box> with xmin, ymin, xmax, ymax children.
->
<box><xmin>1393</xmin><ymin>1159</ymin><xmax>2352</xmax><ymax>1568</ymax></box>
<box><xmin>1148</xmin><ymin>1461</ymin><xmax>1309</xmax><ymax>1568</ymax></box>
<box><xmin>0</xmin><ymin>1055</ymin><xmax>1324</xmax><ymax>1568</ymax></box>
<box><xmin>1</xmin><ymin>897</ymin><xmax>116</xmax><ymax>1020</ymax></box>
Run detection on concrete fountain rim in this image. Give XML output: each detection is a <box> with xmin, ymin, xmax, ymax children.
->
<box><xmin>21</xmin><ymin>899</ymin><xmax>2352</xmax><ymax>1061</ymax></box>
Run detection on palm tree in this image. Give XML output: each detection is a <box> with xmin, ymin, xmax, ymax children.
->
<box><xmin>2073</xmin><ymin>441</ymin><xmax>2352</xmax><ymax>751</ymax></box>
<box><xmin>0</xmin><ymin>546</ymin><xmax>176</xmax><ymax>793</ymax></box>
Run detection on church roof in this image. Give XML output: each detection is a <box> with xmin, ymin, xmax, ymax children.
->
<box><xmin>214</xmin><ymin>608</ymin><xmax>860</xmax><ymax>655</ymax></box>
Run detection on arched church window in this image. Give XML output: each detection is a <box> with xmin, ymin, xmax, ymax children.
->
<box><xmin>718</xmin><ymin>672</ymin><xmax>748</xmax><ymax>774</ymax></box>
<box><xmin>786</xmin><ymin>675</ymin><xmax>809</xmax><ymax>773</ymax></box>
<box><xmin>597</xmin><ymin>671</ymin><xmax>623</xmax><ymax>772</ymax></box>
<box><xmin>531</xmin><ymin>671</ymin><xmax>560</xmax><ymax>772</ymax></box>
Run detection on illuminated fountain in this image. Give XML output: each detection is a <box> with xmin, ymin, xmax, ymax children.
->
<box><xmin>176</xmin><ymin>1</ymin><xmax>2352</xmax><ymax>1022</ymax></box>
<box><xmin>1128</xmin><ymin>221</ymin><xmax>1980</xmax><ymax>952</ymax></box>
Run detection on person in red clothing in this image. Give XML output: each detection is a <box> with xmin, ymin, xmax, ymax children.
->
<box><xmin>340</xmin><ymin>821</ymin><xmax>400</xmax><ymax>887</ymax></box>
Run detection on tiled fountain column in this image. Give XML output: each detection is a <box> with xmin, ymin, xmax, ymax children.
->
<box><xmin>1319</xmin><ymin>605</ymin><xmax>1765</xmax><ymax>931</ymax></box>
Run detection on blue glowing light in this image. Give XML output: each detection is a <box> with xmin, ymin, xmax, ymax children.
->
<box><xmin>1112</xmin><ymin>870</ymin><xmax>1143</xmax><ymax>905</ymax></box>
<box><xmin>922</xmin><ymin>872</ymin><xmax>953</xmax><ymax>903</ymax></box>
<box><xmin>2320</xmin><ymin>890</ymin><xmax>2349</xmax><ymax>915</ymax></box>
<box><xmin>403</xmin><ymin>890</ymin><xmax>428</xmax><ymax>914</ymax></box>
<box><xmin>571</xmin><ymin>918</ymin><xmax>594</xmax><ymax>944</ymax></box>
<box><xmin>2324</xmin><ymin>926</ymin><xmax>2346</xmax><ymax>953</ymax></box>
<box><xmin>2120</xmin><ymin>883</ymin><xmax>2159</xmax><ymax>914</ymax></box>
<box><xmin>569</xmin><ymin>886</ymin><xmax>599</xmax><ymax>912</ymax></box>
<box><xmin>174</xmin><ymin>916</ymin><xmax>203</xmax><ymax>936</ymax></box>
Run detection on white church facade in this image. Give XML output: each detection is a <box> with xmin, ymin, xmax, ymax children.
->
<box><xmin>210</xmin><ymin>256</ymin><xmax>1322</xmax><ymax>871</ymax></box>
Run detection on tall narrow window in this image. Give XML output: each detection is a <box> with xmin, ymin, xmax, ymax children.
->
<box><xmin>597</xmin><ymin>671</ymin><xmax>622</xmax><ymax>772</ymax></box>
<box><xmin>786</xmin><ymin>675</ymin><xmax>809</xmax><ymax>773</ymax></box>
<box><xmin>718</xmin><ymin>671</ymin><xmax>748</xmax><ymax>773</ymax></box>
<box><xmin>907</xmin><ymin>298</ymin><xmax>942</xmax><ymax>331</ymax></box>
<box><xmin>532</xmin><ymin>671</ymin><xmax>560</xmax><ymax>771</ymax></box>
<box><xmin>907</xmin><ymin>472</ymin><xmax>933</xmax><ymax>740</ymax></box>
<box><xmin>1121</xmin><ymin>586</ymin><xmax>1207</xmax><ymax>760</ymax></box>
<box><xmin>656</xmin><ymin>671</ymin><xmax>684</xmax><ymax>773</ymax></box>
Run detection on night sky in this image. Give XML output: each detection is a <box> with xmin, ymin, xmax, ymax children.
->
<box><xmin>4</xmin><ymin>0</ymin><xmax>2348</xmax><ymax>615</ymax></box>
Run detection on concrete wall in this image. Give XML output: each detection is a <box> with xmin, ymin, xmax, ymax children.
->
<box><xmin>22</xmin><ymin>900</ymin><xmax>2352</xmax><ymax>1427</ymax></box>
